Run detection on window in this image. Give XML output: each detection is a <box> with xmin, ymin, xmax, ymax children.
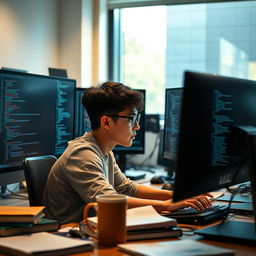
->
<box><xmin>110</xmin><ymin>1</ymin><xmax>256</xmax><ymax>114</ymax></box>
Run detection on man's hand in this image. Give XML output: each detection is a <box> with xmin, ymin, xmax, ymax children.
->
<box><xmin>164</xmin><ymin>194</ymin><xmax>212</xmax><ymax>212</ymax></box>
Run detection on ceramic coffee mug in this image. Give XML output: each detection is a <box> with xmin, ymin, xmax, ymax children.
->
<box><xmin>83</xmin><ymin>194</ymin><xmax>127</xmax><ymax>246</ymax></box>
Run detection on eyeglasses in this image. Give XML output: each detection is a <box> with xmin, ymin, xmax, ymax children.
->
<box><xmin>106</xmin><ymin>113</ymin><xmax>141</xmax><ymax>127</ymax></box>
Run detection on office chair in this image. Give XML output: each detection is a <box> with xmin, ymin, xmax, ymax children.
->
<box><xmin>23</xmin><ymin>155</ymin><xmax>57</xmax><ymax>206</ymax></box>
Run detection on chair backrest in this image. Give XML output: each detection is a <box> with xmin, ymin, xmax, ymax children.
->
<box><xmin>23</xmin><ymin>155</ymin><xmax>57</xmax><ymax>206</ymax></box>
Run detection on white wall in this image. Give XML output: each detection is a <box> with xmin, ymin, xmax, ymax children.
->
<box><xmin>58</xmin><ymin>0</ymin><xmax>82</xmax><ymax>85</ymax></box>
<box><xmin>0</xmin><ymin>0</ymin><xmax>108</xmax><ymax>86</ymax></box>
<box><xmin>0</xmin><ymin>0</ymin><xmax>59</xmax><ymax>75</ymax></box>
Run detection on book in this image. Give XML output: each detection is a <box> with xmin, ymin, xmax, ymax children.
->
<box><xmin>0</xmin><ymin>206</ymin><xmax>45</xmax><ymax>224</ymax></box>
<box><xmin>0</xmin><ymin>232</ymin><xmax>94</xmax><ymax>256</ymax></box>
<box><xmin>87</xmin><ymin>205</ymin><xmax>177</xmax><ymax>231</ymax></box>
<box><xmin>118</xmin><ymin>239</ymin><xmax>235</xmax><ymax>256</ymax></box>
<box><xmin>126</xmin><ymin>226</ymin><xmax>182</xmax><ymax>240</ymax></box>
<box><xmin>0</xmin><ymin>217</ymin><xmax>60</xmax><ymax>237</ymax></box>
<box><xmin>82</xmin><ymin>205</ymin><xmax>179</xmax><ymax>240</ymax></box>
<box><xmin>80</xmin><ymin>223</ymin><xmax>182</xmax><ymax>241</ymax></box>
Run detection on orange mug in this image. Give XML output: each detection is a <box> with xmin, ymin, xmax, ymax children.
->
<box><xmin>83</xmin><ymin>194</ymin><xmax>127</xmax><ymax>246</ymax></box>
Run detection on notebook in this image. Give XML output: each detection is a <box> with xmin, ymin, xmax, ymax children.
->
<box><xmin>195</xmin><ymin>221</ymin><xmax>256</xmax><ymax>245</ymax></box>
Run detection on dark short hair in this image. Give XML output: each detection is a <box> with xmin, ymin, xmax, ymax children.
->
<box><xmin>82</xmin><ymin>82</ymin><xmax>144</xmax><ymax>130</ymax></box>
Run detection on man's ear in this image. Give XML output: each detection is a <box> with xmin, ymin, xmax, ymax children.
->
<box><xmin>100</xmin><ymin>115</ymin><xmax>111</xmax><ymax>130</ymax></box>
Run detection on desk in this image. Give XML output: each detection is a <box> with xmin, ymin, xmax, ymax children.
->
<box><xmin>0</xmin><ymin>235</ymin><xmax>255</xmax><ymax>256</ymax></box>
<box><xmin>0</xmin><ymin>185</ymin><xmax>255</xmax><ymax>255</ymax></box>
<box><xmin>53</xmin><ymin>221</ymin><xmax>256</xmax><ymax>256</ymax></box>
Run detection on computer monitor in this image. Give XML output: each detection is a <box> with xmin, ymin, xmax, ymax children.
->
<box><xmin>174</xmin><ymin>71</ymin><xmax>256</xmax><ymax>243</ymax></box>
<box><xmin>173</xmin><ymin>71</ymin><xmax>253</xmax><ymax>202</ymax></box>
<box><xmin>0</xmin><ymin>70</ymin><xmax>76</xmax><ymax>186</ymax></box>
<box><xmin>1</xmin><ymin>67</ymin><xmax>27</xmax><ymax>73</ymax></box>
<box><xmin>75</xmin><ymin>88</ymin><xmax>91</xmax><ymax>137</ymax></box>
<box><xmin>158</xmin><ymin>88</ymin><xmax>183</xmax><ymax>179</ymax></box>
<box><xmin>48</xmin><ymin>68</ymin><xmax>68</xmax><ymax>78</ymax></box>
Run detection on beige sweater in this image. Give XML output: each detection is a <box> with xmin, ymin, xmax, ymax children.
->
<box><xmin>43</xmin><ymin>132</ymin><xmax>139</xmax><ymax>224</ymax></box>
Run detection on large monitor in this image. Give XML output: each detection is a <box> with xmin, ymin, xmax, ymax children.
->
<box><xmin>174</xmin><ymin>71</ymin><xmax>256</xmax><ymax>243</ymax></box>
<box><xmin>0</xmin><ymin>70</ymin><xmax>76</xmax><ymax>186</ymax></box>
<box><xmin>173</xmin><ymin>71</ymin><xmax>254</xmax><ymax>203</ymax></box>
<box><xmin>158</xmin><ymin>88</ymin><xmax>183</xmax><ymax>178</ymax></box>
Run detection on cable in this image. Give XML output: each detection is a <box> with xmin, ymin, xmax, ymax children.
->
<box><xmin>221</xmin><ymin>184</ymin><xmax>248</xmax><ymax>224</ymax></box>
<box><xmin>220</xmin><ymin>162</ymin><xmax>244</xmax><ymax>223</ymax></box>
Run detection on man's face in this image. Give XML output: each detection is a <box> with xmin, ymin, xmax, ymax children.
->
<box><xmin>108</xmin><ymin>107</ymin><xmax>141</xmax><ymax>147</ymax></box>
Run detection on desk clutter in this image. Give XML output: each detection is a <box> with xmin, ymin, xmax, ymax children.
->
<box><xmin>81</xmin><ymin>205</ymin><xmax>182</xmax><ymax>241</ymax></box>
<box><xmin>0</xmin><ymin>192</ymin><xmax>255</xmax><ymax>256</ymax></box>
<box><xmin>0</xmin><ymin>206</ymin><xmax>94</xmax><ymax>256</ymax></box>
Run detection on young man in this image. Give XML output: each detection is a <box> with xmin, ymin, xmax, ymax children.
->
<box><xmin>44</xmin><ymin>82</ymin><xmax>211</xmax><ymax>224</ymax></box>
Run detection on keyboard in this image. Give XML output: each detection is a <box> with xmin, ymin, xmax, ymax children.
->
<box><xmin>161</xmin><ymin>205</ymin><xmax>228</xmax><ymax>225</ymax></box>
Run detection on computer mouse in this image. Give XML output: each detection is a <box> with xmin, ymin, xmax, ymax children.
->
<box><xmin>69</xmin><ymin>229</ymin><xmax>89</xmax><ymax>238</ymax></box>
<box><xmin>150</xmin><ymin>175</ymin><xmax>166</xmax><ymax>184</ymax></box>
<box><xmin>161</xmin><ymin>183</ymin><xmax>174</xmax><ymax>190</ymax></box>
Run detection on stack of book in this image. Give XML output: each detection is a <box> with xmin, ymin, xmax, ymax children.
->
<box><xmin>81</xmin><ymin>205</ymin><xmax>182</xmax><ymax>240</ymax></box>
<box><xmin>0</xmin><ymin>206</ymin><xmax>60</xmax><ymax>237</ymax></box>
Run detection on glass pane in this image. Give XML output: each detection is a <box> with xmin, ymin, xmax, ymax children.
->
<box><xmin>120</xmin><ymin>6</ymin><xmax>167</xmax><ymax>114</ymax></box>
<box><xmin>119</xmin><ymin>1</ymin><xmax>256</xmax><ymax>114</ymax></box>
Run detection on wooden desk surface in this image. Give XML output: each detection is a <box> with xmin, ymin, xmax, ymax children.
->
<box><xmin>56</xmin><ymin>222</ymin><xmax>256</xmax><ymax>256</ymax></box>
<box><xmin>0</xmin><ymin>236</ymin><xmax>255</xmax><ymax>256</ymax></box>
<box><xmin>61</xmin><ymin>237</ymin><xmax>256</xmax><ymax>256</ymax></box>
<box><xmin>51</xmin><ymin>236</ymin><xmax>256</xmax><ymax>256</ymax></box>
<box><xmin>0</xmin><ymin>181</ymin><xmax>255</xmax><ymax>255</ymax></box>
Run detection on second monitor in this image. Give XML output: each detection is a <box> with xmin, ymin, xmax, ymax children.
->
<box><xmin>158</xmin><ymin>88</ymin><xmax>183</xmax><ymax>179</ymax></box>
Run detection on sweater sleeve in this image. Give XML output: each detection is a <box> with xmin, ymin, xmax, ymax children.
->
<box><xmin>110</xmin><ymin>152</ymin><xmax>139</xmax><ymax>197</ymax></box>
